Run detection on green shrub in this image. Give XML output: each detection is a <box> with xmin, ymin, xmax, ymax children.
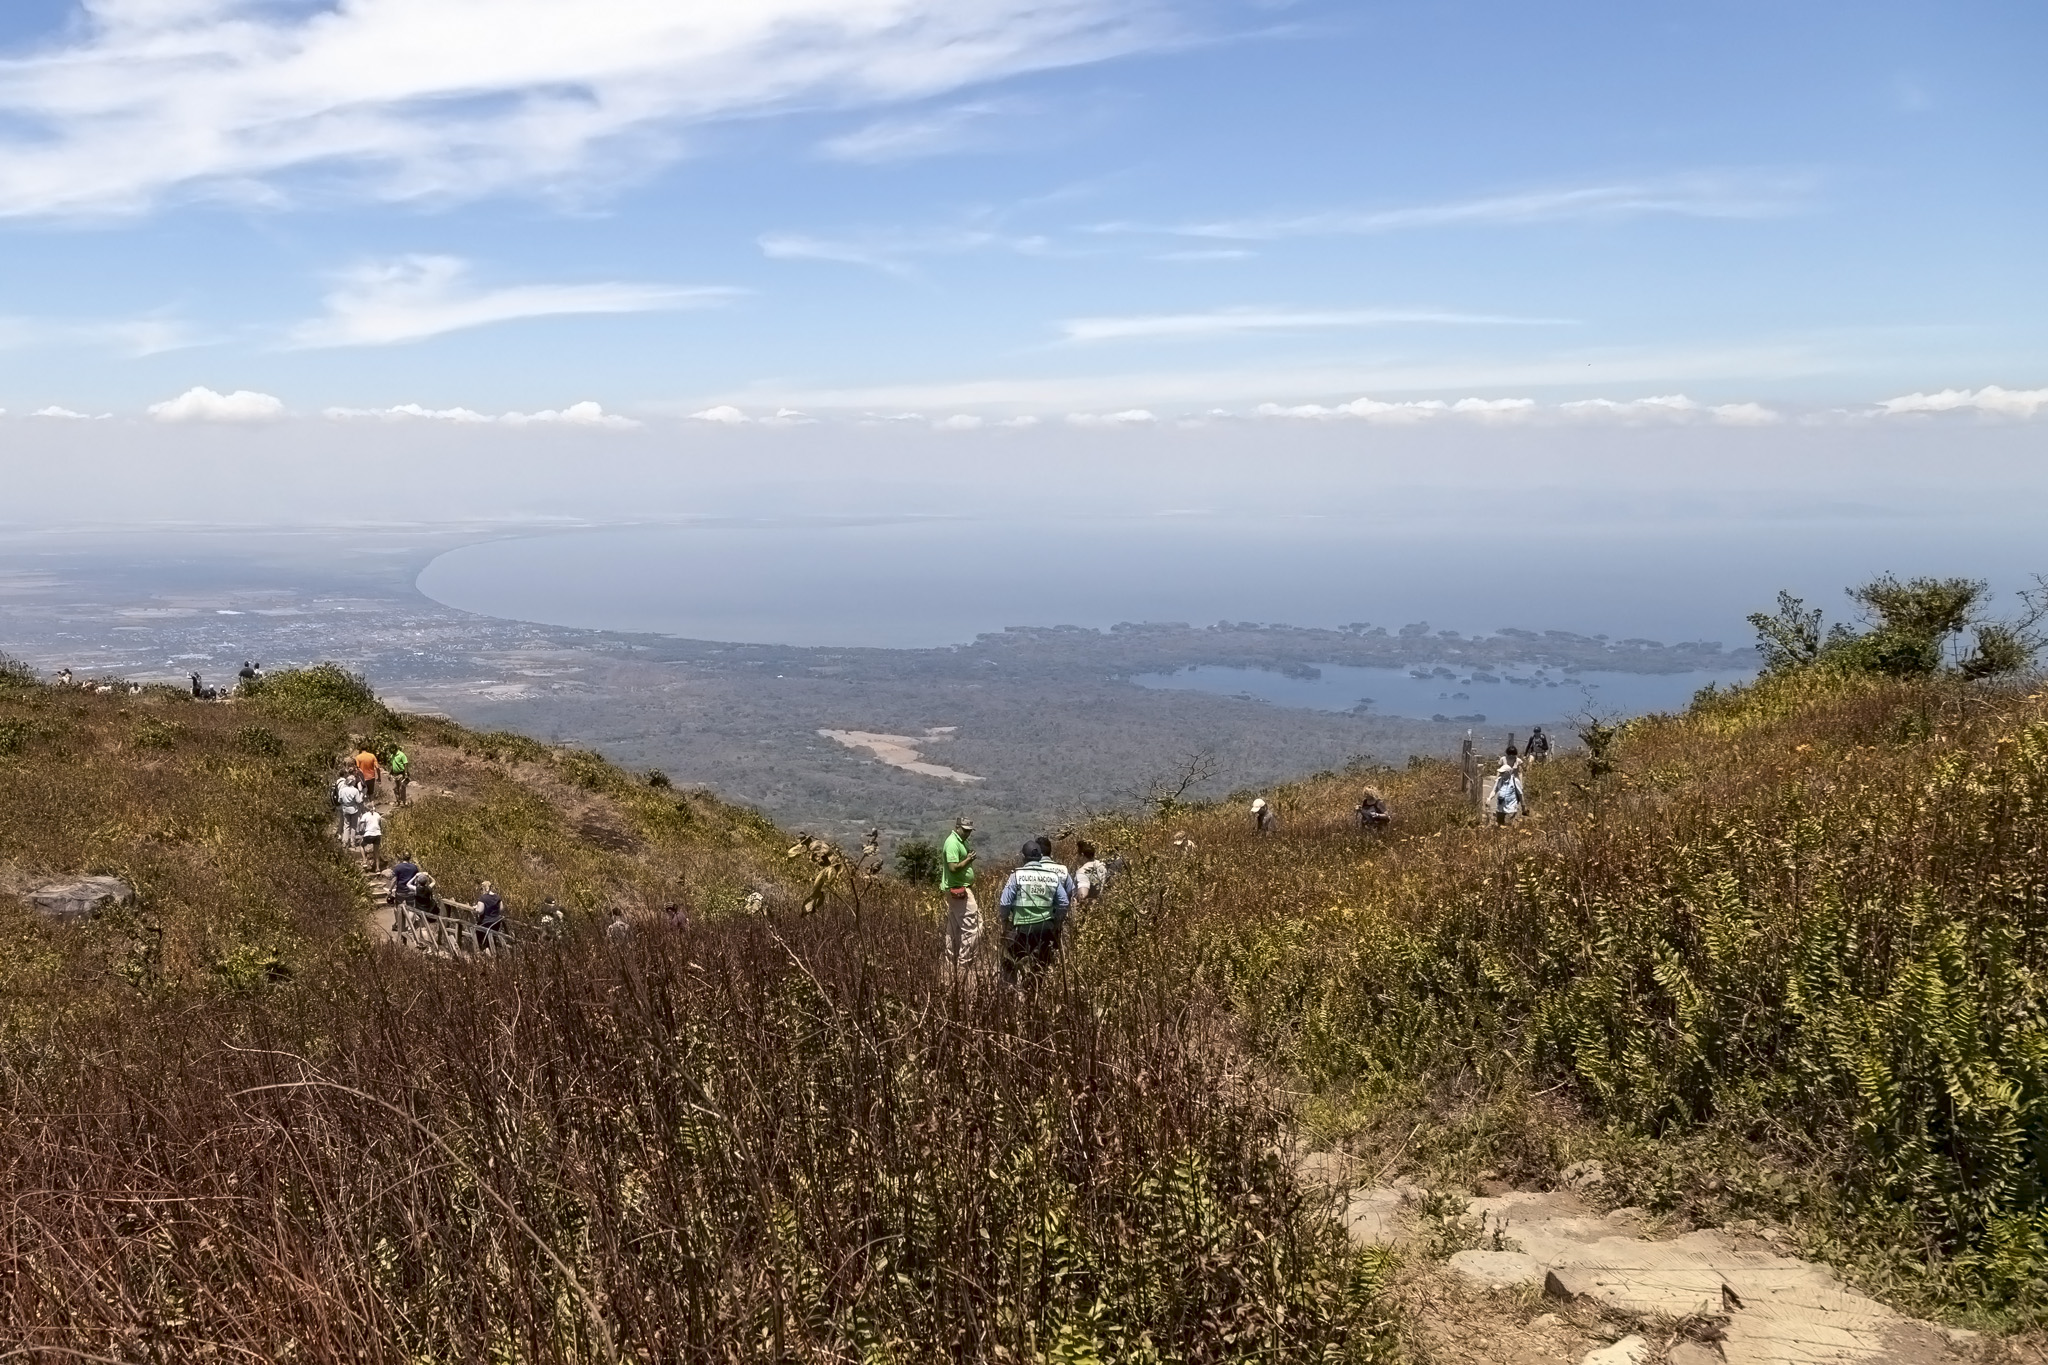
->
<box><xmin>233</xmin><ymin>725</ymin><xmax>286</xmax><ymax>757</ymax></box>
<box><xmin>0</xmin><ymin>654</ymin><xmax>37</xmax><ymax>689</ymax></box>
<box><xmin>247</xmin><ymin>664</ymin><xmax>379</xmax><ymax>719</ymax></box>
<box><xmin>893</xmin><ymin>835</ymin><xmax>942</xmax><ymax>884</ymax></box>
<box><xmin>131</xmin><ymin>718</ymin><xmax>186</xmax><ymax>751</ymax></box>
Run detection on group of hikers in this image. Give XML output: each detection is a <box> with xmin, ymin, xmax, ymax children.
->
<box><xmin>938</xmin><ymin>818</ymin><xmax>1119</xmax><ymax>987</ymax></box>
<box><xmin>336</xmin><ymin>721</ymin><xmax>1556</xmax><ymax>966</ymax></box>
<box><xmin>332</xmin><ymin>743</ymin><xmax>411</xmax><ymax>867</ymax></box>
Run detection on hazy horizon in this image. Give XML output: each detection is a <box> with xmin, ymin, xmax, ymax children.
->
<box><xmin>0</xmin><ymin>0</ymin><xmax>2040</xmax><ymax>647</ymax></box>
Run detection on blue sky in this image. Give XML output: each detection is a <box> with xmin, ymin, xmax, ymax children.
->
<box><xmin>0</xmin><ymin>0</ymin><xmax>2041</xmax><ymax>427</ymax></box>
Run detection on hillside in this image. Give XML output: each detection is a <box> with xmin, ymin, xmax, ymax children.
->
<box><xmin>0</xmin><ymin>652</ymin><xmax>2044</xmax><ymax>1361</ymax></box>
<box><xmin>1075</xmin><ymin>666</ymin><xmax>2048</xmax><ymax>1339</ymax></box>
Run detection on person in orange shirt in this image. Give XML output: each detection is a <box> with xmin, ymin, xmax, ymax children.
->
<box><xmin>354</xmin><ymin>747</ymin><xmax>380</xmax><ymax>800</ymax></box>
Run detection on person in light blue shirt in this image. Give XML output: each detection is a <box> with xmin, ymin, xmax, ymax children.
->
<box><xmin>997</xmin><ymin>838</ymin><xmax>1071</xmax><ymax>988</ymax></box>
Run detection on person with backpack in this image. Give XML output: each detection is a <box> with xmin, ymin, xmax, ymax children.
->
<box><xmin>474</xmin><ymin>882</ymin><xmax>507</xmax><ymax>952</ymax></box>
<box><xmin>997</xmin><ymin>838</ymin><xmax>1071</xmax><ymax>988</ymax></box>
<box><xmin>941</xmin><ymin>816</ymin><xmax>980</xmax><ymax>971</ymax></box>
<box><xmin>1252</xmin><ymin>797</ymin><xmax>1275</xmax><ymax>834</ymax></box>
<box><xmin>1357</xmin><ymin>789</ymin><xmax>1391</xmax><ymax>831</ymax></box>
<box><xmin>389</xmin><ymin>747</ymin><xmax>411</xmax><ymax>807</ymax></box>
<box><xmin>1526</xmin><ymin>726</ymin><xmax>1552</xmax><ymax>763</ymax></box>
<box><xmin>1073</xmin><ymin>839</ymin><xmax>1111</xmax><ymax>906</ymax></box>
<box><xmin>389</xmin><ymin>853</ymin><xmax>420</xmax><ymax>934</ymax></box>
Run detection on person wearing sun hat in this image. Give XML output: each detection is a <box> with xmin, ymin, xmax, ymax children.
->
<box><xmin>940</xmin><ymin>815</ymin><xmax>980</xmax><ymax>971</ymax></box>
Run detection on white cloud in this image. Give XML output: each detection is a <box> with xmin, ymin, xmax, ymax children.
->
<box><xmin>762</xmin><ymin>407</ymin><xmax>816</xmax><ymax>426</ymax></box>
<box><xmin>32</xmin><ymin>405</ymin><xmax>106</xmax><ymax>420</ymax></box>
<box><xmin>691</xmin><ymin>405</ymin><xmax>752</xmax><ymax>424</ymax></box>
<box><xmin>1559</xmin><ymin>394</ymin><xmax>1700</xmax><ymax>418</ymax></box>
<box><xmin>324</xmin><ymin>403</ymin><xmax>495</xmax><ymax>423</ymax></box>
<box><xmin>501</xmin><ymin>401</ymin><xmax>639</xmax><ymax>430</ymax></box>
<box><xmin>1099</xmin><ymin>173</ymin><xmax>1810</xmax><ymax>242</ymax></box>
<box><xmin>1878</xmin><ymin>385</ymin><xmax>2048</xmax><ymax>418</ymax></box>
<box><xmin>289</xmin><ymin>256</ymin><xmax>733</xmax><ymax>348</ymax></box>
<box><xmin>1060</xmin><ymin>307</ymin><xmax>1569</xmax><ymax>343</ymax></box>
<box><xmin>0</xmin><ymin>1</ymin><xmax>1163</xmax><ymax>218</ymax></box>
<box><xmin>1066</xmin><ymin>409</ymin><xmax>1157</xmax><ymax>427</ymax></box>
<box><xmin>147</xmin><ymin>386</ymin><xmax>285</xmax><ymax>422</ymax></box>
<box><xmin>934</xmin><ymin>414</ymin><xmax>984</xmax><ymax>430</ymax></box>
<box><xmin>819</xmin><ymin>101</ymin><xmax>1013</xmax><ymax>163</ymax></box>
<box><xmin>1258</xmin><ymin>396</ymin><xmax>1541</xmax><ymax>424</ymax></box>
<box><xmin>324</xmin><ymin>400</ymin><xmax>636</xmax><ymax>428</ymax></box>
<box><xmin>1709</xmin><ymin>402</ymin><xmax>1782</xmax><ymax>426</ymax></box>
<box><xmin>1450</xmin><ymin>396</ymin><xmax>1537</xmax><ymax>422</ymax></box>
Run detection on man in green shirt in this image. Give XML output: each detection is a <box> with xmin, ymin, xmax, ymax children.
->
<box><xmin>941</xmin><ymin>816</ymin><xmax>980</xmax><ymax>970</ymax></box>
<box><xmin>389</xmin><ymin>747</ymin><xmax>411</xmax><ymax>807</ymax></box>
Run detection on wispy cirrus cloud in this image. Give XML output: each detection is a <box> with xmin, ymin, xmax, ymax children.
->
<box><xmin>0</xmin><ymin>0</ymin><xmax>1169</xmax><ymax>219</ymax></box>
<box><xmin>759</xmin><ymin>225</ymin><xmax>1053</xmax><ymax>276</ymax></box>
<box><xmin>0</xmin><ymin>313</ymin><xmax>205</xmax><ymax>357</ymax></box>
<box><xmin>1059</xmin><ymin>306</ymin><xmax>1573</xmax><ymax>343</ymax></box>
<box><xmin>1095</xmin><ymin>173</ymin><xmax>1812</xmax><ymax>241</ymax></box>
<box><xmin>819</xmin><ymin>100</ymin><xmax>1021</xmax><ymax>163</ymax></box>
<box><xmin>287</xmin><ymin>256</ymin><xmax>736</xmax><ymax>348</ymax></box>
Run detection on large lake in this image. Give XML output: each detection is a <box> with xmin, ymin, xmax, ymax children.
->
<box><xmin>1132</xmin><ymin>662</ymin><xmax>1756</xmax><ymax>724</ymax></box>
<box><xmin>416</xmin><ymin>514</ymin><xmax>2043</xmax><ymax>652</ymax></box>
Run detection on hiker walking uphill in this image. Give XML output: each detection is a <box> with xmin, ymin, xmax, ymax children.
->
<box><xmin>1357</xmin><ymin>788</ymin><xmax>1391</xmax><ymax>830</ymax></box>
<box><xmin>998</xmin><ymin>838</ymin><xmax>1071</xmax><ymax>988</ymax></box>
<box><xmin>1493</xmin><ymin>746</ymin><xmax>1525</xmax><ymax>826</ymax></box>
<box><xmin>354</xmin><ymin>746</ymin><xmax>381</xmax><ymax>799</ymax></box>
<box><xmin>940</xmin><ymin>816</ymin><xmax>980</xmax><ymax>970</ymax></box>
<box><xmin>334</xmin><ymin>771</ymin><xmax>362</xmax><ymax>845</ymax></box>
<box><xmin>1073</xmin><ymin>840</ymin><xmax>1111</xmax><ymax>907</ymax></box>
<box><xmin>1252</xmin><ymin>797</ymin><xmax>1276</xmax><ymax>834</ymax></box>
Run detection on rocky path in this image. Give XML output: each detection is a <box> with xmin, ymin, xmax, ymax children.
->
<box><xmin>1304</xmin><ymin>1159</ymin><xmax>1999</xmax><ymax>1365</ymax></box>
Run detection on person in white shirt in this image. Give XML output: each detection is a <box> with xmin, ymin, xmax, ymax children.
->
<box><xmin>334</xmin><ymin>773</ymin><xmax>362</xmax><ymax>844</ymax></box>
<box><xmin>1073</xmin><ymin>839</ymin><xmax>1111</xmax><ymax>906</ymax></box>
<box><xmin>1252</xmin><ymin>797</ymin><xmax>1275</xmax><ymax>834</ymax></box>
<box><xmin>356</xmin><ymin>807</ymin><xmax>383</xmax><ymax>871</ymax></box>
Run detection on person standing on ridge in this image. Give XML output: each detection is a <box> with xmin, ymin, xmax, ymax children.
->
<box><xmin>998</xmin><ymin>838</ymin><xmax>1071</xmax><ymax>988</ymax></box>
<box><xmin>1526</xmin><ymin>726</ymin><xmax>1552</xmax><ymax>763</ymax></box>
<box><xmin>1252</xmin><ymin>797</ymin><xmax>1276</xmax><ymax>834</ymax></box>
<box><xmin>941</xmin><ymin>816</ymin><xmax>980</xmax><ymax>971</ymax></box>
<box><xmin>355</xmin><ymin>746</ymin><xmax>380</xmax><ymax>800</ymax></box>
<box><xmin>389</xmin><ymin>746</ymin><xmax>411</xmax><ymax>807</ymax></box>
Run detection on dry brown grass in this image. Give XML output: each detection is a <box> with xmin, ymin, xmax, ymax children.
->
<box><xmin>0</xmin><ymin>672</ymin><xmax>1394</xmax><ymax>1361</ymax></box>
